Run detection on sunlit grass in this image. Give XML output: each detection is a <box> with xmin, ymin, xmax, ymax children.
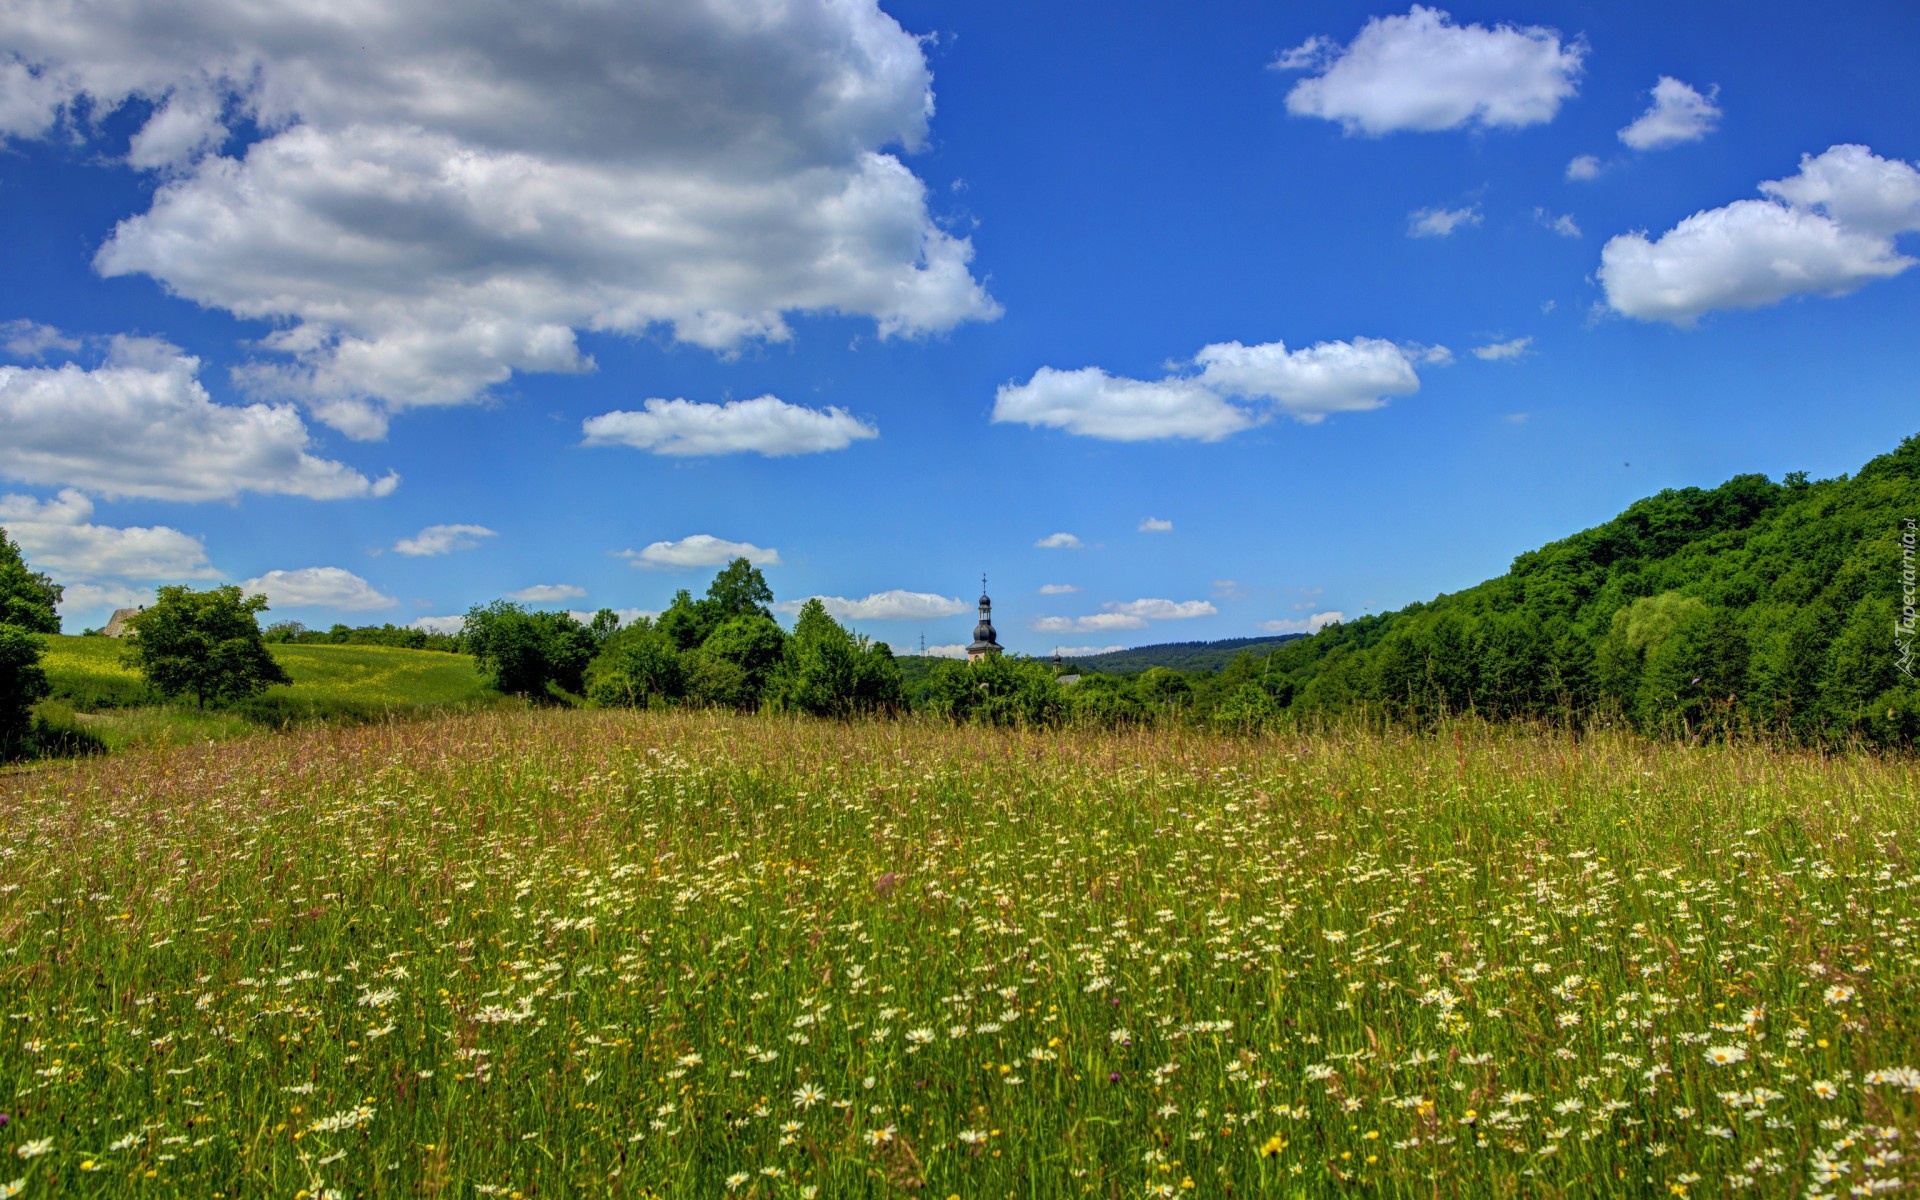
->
<box><xmin>1</xmin><ymin>712</ymin><xmax>1915</xmax><ymax>1197</ymax></box>
<box><xmin>34</xmin><ymin>637</ymin><xmax>500</xmax><ymax>752</ymax></box>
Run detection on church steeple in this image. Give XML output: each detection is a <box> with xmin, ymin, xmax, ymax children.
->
<box><xmin>967</xmin><ymin>573</ymin><xmax>1002</xmax><ymax>661</ymax></box>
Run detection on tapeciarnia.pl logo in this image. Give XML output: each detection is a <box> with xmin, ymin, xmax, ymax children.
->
<box><xmin>1899</xmin><ymin>518</ymin><xmax>1916</xmax><ymax>679</ymax></box>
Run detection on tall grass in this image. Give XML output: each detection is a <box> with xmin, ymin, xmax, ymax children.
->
<box><xmin>0</xmin><ymin>712</ymin><xmax>1915</xmax><ymax>1197</ymax></box>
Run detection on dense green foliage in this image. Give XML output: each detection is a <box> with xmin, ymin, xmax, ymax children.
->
<box><xmin>462</xmin><ymin>602</ymin><xmax>597</xmax><ymax>698</ymax></box>
<box><xmin>586</xmin><ymin>561</ymin><xmax>904</xmax><ymax>716</ymax></box>
<box><xmin>0</xmin><ymin>621</ymin><xmax>50</xmax><ymax>754</ymax></box>
<box><xmin>0</xmin><ymin>528</ymin><xmax>61</xmax><ymax>756</ymax></box>
<box><xmin>0</xmin><ymin>527</ymin><xmax>61</xmax><ymax>634</ymax></box>
<box><xmin>1251</xmin><ymin>434</ymin><xmax>1920</xmax><ymax>746</ymax></box>
<box><xmin>123</xmin><ymin>585</ymin><xmax>293</xmax><ymax>709</ymax></box>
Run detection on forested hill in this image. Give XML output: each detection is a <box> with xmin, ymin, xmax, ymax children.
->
<box><xmin>1256</xmin><ymin>432</ymin><xmax>1920</xmax><ymax>745</ymax></box>
<box><xmin>1062</xmin><ymin>636</ymin><xmax>1304</xmax><ymax>674</ymax></box>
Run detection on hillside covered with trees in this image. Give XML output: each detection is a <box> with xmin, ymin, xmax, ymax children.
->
<box><xmin>1252</xmin><ymin>433</ymin><xmax>1920</xmax><ymax>745</ymax></box>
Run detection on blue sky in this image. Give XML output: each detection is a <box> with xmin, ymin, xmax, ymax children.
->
<box><xmin>2</xmin><ymin>0</ymin><xmax>1917</xmax><ymax>655</ymax></box>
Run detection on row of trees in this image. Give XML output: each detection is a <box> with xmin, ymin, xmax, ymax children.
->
<box><xmin>7</xmin><ymin>431</ymin><xmax>1918</xmax><ymax>752</ymax></box>
<box><xmin>261</xmin><ymin>621</ymin><xmax>464</xmax><ymax>652</ymax></box>
<box><xmin>464</xmin><ymin>560</ymin><xmax>906</xmax><ymax>718</ymax></box>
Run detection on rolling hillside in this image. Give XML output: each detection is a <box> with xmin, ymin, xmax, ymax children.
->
<box><xmin>34</xmin><ymin>637</ymin><xmax>499</xmax><ymax>751</ymax></box>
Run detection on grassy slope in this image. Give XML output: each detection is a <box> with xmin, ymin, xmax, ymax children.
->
<box><xmin>35</xmin><ymin>636</ymin><xmax>499</xmax><ymax>751</ymax></box>
<box><xmin>0</xmin><ymin>710</ymin><xmax>1914</xmax><ymax>1196</ymax></box>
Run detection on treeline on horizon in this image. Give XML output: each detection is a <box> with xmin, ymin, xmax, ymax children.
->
<box><xmin>7</xmin><ymin>432</ymin><xmax>1918</xmax><ymax>752</ymax></box>
<box><xmin>478</xmin><ymin>432</ymin><xmax>1920</xmax><ymax>747</ymax></box>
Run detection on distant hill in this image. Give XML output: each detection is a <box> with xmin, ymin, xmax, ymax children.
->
<box><xmin>887</xmin><ymin>635</ymin><xmax>1306</xmax><ymax>691</ymax></box>
<box><xmin>1255</xmin><ymin>432</ymin><xmax>1920</xmax><ymax>745</ymax></box>
<box><xmin>1060</xmin><ymin>636</ymin><xmax>1307</xmax><ymax>674</ymax></box>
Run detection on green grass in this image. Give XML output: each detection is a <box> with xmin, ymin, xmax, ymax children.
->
<box><xmin>1</xmin><ymin>712</ymin><xmax>1916</xmax><ymax>1197</ymax></box>
<box><xmin>33</xmin><ymin>637</ymin><xmax>502</xmax><ymax>753</ymax></box>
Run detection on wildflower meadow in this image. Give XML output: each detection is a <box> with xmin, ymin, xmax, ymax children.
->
<box><xmin>1</xmin><ymin>711</ymin><xmax>1916</xmax><ymax>1197</ymax></box>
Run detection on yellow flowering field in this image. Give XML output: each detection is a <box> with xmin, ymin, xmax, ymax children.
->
<box><xmin>1</xmin><ymin>711</ymin><xmax>1916</xmax><ymax>1197</ymax></box>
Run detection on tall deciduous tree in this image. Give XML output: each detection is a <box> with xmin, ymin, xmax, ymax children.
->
<box><xmin>769</xmin><ymin>598</ymin><xmax>903</xmax><ymax>717</ymax></box>
<box><xmin>1</xmin><ymin>527</ymin><xmax>62</xmax><ymax>634</ymax></box>
<box><xmin>462</xmin><ymin>601</ymin><xmax>596</xmax><ymax>698</ymax></box>
<box><xmin>124</xmin><ymin>585</ymin><xmax>291</xmax><ymax>709</ymax></box>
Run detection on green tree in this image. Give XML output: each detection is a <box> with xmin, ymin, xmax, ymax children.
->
<box><xmin>768</xmin><ymin>599</ymin><xmax>904</xmax><ymax>717</ymax></box>
<box><xmin>463</xmin><ymin>601</ymin><xmax>596</xmax><ymax>698</ymax></box>
<box><xmin>588</xmin><ymin>608</ymin><xmax>623</xmax><ymax>646</ymax></box>
<box><xmin>1</xmin><ymin>527</ymin><xmax>62</xmax><ymax>633</ymax></box>
<box><xmin>0</xmin><ymin>527</ymin><xmax>61</xmax><ymax>753</ymax></box>
<box><xmin>924</xmin><ymin>655</ymin><xmax>1065</xmax><ymax>728</ymax></box>
<box><xmin>656</xmin><ymin>589</ymin><xmax>714</xmax><ymax>651</ymax></box>
<box><xmin>586</xmin><ymin>619</ymin><xmax>685</xmax><ymax>708</ymax></box>
<box><xmin>686</xmin><ymin>614</ymin><xmax>785</xmax><ymax>710</ymax></box>
<box><xmin>0</xmin><ymin>623</ymin><xmax>50</xmax><ymax>754</ymax></box>
<box><xmin>705</xmin><ymin>558</ymin><xmax>774</xmax><ymax>620</ymax></box>
<box><xmin>124</xmin><ymin>585</ymin><xmax>291</xmax><ymax>708</ymax></box>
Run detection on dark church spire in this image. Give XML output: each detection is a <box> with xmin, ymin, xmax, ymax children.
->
<box><xmin>967</xmin><ymin>573</ymin><xmax>1002</xmax><ymax>661</ymax></box>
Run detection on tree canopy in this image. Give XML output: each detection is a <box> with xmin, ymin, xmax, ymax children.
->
<box><xmin>1</xmin><ymin>527</ymin><xmax>62</xmax><ymax>634</ymax></box>
<box><xmin>124</xmin><ymin>585</ymin><xmax>292</xmax><ymax>709</ymax></box>
<box><xmin>462</xmin><ymin>602</ymin><xmax>596</xmax><ymax>698</ymax></box>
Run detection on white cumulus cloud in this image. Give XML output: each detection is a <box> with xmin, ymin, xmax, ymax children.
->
<box><xmin>0</xmin><ymin>337</ymin><xmax>396</xmax><ymax>501</ymax></box>
<box><xmin>1408</xmin><ymin>205</ymin><xmax>1481</xmax><ymax>237</ymax></box>
<box><xmin>1193</xmin><ymin>337</ymin><xmax>1424</xmax><ymax>424</ymax></box>
<box><xmin>1037</xmin><ymin>583</ymin><xmax>1081</xmax><ymax>594</ymax></box>
<box><xmin>1033</xmin><ymin>613</ymin><xmax>1147</xmax><ymax>633</ymax></box>
<box><xmin>59</xmin><ymin>582</ymin><xmax>152</xmax><ymax>618</ymax></box>
<box><xmin>995</xmin><ymin>336</ymin><xmax>1432</xmax><ymax>442</ymax></box>
<box><xmin>0</xmin><ymin>488</ymin><xmax>217</xmax><ymax>581</ymax></box>
<box><xmin>1277</xmin><ymin>6</ymin><xmax>1583</xmax><ymax>136</ymax></box>
<box><xmin>1104</xmin><ymin>598</ymin><xmax>1216</xmax><ymax>620</ymax></box>
<box><xmin>241</xmin><ymin>566</ymin><xmax>397</xmax><ymax>611</ymax></box>
<box><xmin>994</xmin><ymin>368</ymin><xmax>1255</xmax><ymax>443</ymax></box>
<box><xmin>1138</xmin><ymin>517</ymin><xmax>1173</xmax><ymax>533</ymax></box>
<box><xmin>0</xmin><ymin>0</ymin><xmax>998</xmax><ymax>438</ymax></box>
<box><xmin>620</xmin><ymin>534</ymin><xmax>781</xmax><ymax>571</ymax></box>
<box><xmin>1600</xmin><ymin>144</ymin><xmax>1920</xmax><ymax>324</ymax></box>
<box><xmin>777</xmin><ymin>589</ymin><xmax>967</xmax><ymax>621</ymax></box>
<box><xmin>1472</xmin><ymin>336</ymin><xmax>1533</xmax><ymax>361</ymax></box>
<box><xmin>1034</xmin><ymin>532</ymin><xmax>1084</xmax><ymax>549</ymax></box>
<box><xmin>1032</xmin><ymin>597</ymin><xmax>1216</xmax><ymax>634</ymax></box>
<box><xmin>393</xmin><ymin>523</ymin><xmax>496</xmax><ymax>557</ymax></box>
<box><xmin>1565</xmin><ymin>154</ymin><xmax>1603</xmax><ymax>181</ymax></box>
<box><xmin>1259</xmin><ymin>611</ymin><xmax>1346</xmax><ymax>635</ymax></box>
<box><xmin>1618</xmin><ymin>77</ymin><xmax>1721</xmax><ymax>151</ymax></box>
<box><xmin>506</xmin><ymin>583</ymin><xmax>585</xmax><ymax>604</ymax></box>
<box><xmin>408</xmin><ymin>615</ymin><xmax>465</xmax><ymax>636</ymax></box>
<box><xmin>0</xmin><ymin>319</ymin><xmax>81</xmax><ymax>359</ymax></box>
<box><xmin>583</xmin><ymin>395</ymin><xmax>877</xmax><ymax>457</ymax></box>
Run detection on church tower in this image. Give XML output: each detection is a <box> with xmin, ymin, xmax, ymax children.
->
<box><xmin>966</xmin><ymin>574</ymin><xmax>1003</xmax><ymax>661</ymax></box>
